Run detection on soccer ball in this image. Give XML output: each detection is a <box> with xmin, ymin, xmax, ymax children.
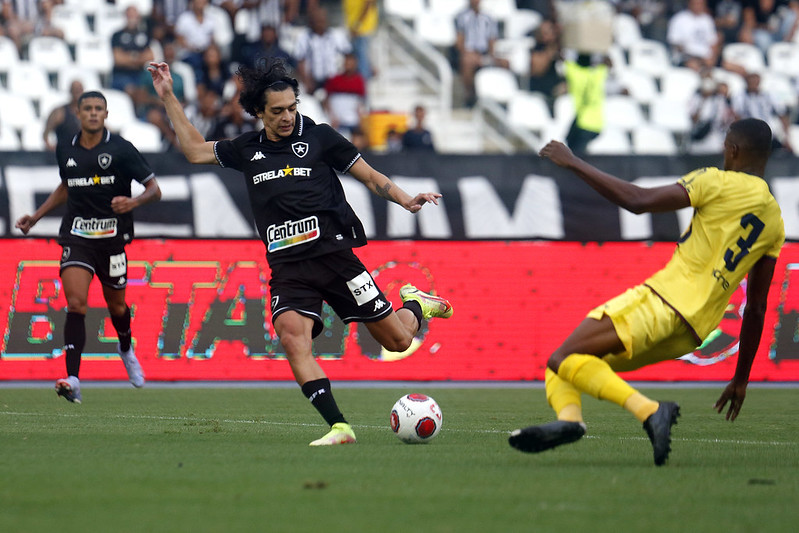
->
<box><xmin>390</xmin><ymin>393</ymin><xmax>443</xmax><ymax>443</ymax></box>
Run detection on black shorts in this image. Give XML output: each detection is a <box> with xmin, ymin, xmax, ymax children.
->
<box><xmin>60</xmin><ymin>243</ymin><xmax>128</xmax><ymax>289</ymax></box>
<box><xmin>269</xmin><ymin>249</ymin><xmax>393</xmax><ymax>338</ymax></box>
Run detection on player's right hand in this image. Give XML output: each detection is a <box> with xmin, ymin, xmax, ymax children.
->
<box><xmin>539</xmin><ymin>140</ymin><xmax>576</xmax><ymax>167</ymax></box>
<box><xmin>148</xmin><ymin>62</ymin><xmax>173</xmax><ymax>99</ymax></box>
<box><xmin>15</xmin><ymin>215</ymin><xmax>35</xmax><ymax>235</ymax></box>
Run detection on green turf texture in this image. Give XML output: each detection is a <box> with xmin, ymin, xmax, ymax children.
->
<box><xmin>1</xmin><ymin>386</ymin><xmax>797</xmax><ymax>533</ymax></box>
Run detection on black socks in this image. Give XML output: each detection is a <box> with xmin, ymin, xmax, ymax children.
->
<box><xmin>301</xmin><ymin>378</ymin><xmax>346</xmax><ymax>426</ymax></box>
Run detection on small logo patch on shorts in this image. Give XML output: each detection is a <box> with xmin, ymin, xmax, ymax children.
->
<box><xmin>347</xmin><ymin>271</ymin><xmax>379</xmax><ymax>306</ymax></box>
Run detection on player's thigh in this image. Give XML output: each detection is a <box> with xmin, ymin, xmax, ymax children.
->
<box><xmin>60</xmin><ymin>266</ymin><xmax>93</xmax><ymax>311</ymax></box>
<box><xmin>551</xmin><ymin>314</ymin><xmax>626</xmax><ymax>363</ymax></box>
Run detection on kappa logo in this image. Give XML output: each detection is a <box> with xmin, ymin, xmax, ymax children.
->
<box><xmin>66</xmin><ymin>158</ymin><xmax>77</xmax><ymax>168</ymax></box>
<box><xmin>98</xmin><ymin>153</ymin><xmax>112</xmax><ymax>169</ymax></box>
<box><xmin>117</xmin><ymin>277</ymin><xmax>126</xmax><ymax>286</ymax></box>
<box><xmin>373</xmin><ymin>299</ymin><xmax>386</xmax><ymax>312</ymax></box>
<box><xmin>292</xmin><ymin>142</ymin><xmax>309</xmax><ymax>158</ymax></box>
<box><xmin>250</xmin><ymin>151</ymin><xmax>265</xmax><ymax>161</ymax></box>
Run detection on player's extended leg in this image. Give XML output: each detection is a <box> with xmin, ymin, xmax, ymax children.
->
<box><xmin>102</xmin><ymin>284</ymin><xmax>144</xmax><ymax>388</ymax></box>
<box><xmin>56</xmin><ymin>267</ymin><xmax>93</xmax><ymax>403</ymax></box>
<box><xmin>274</xmin><ymin>310</ymin><xmax>356</xmax><ymax>446</ymax></box>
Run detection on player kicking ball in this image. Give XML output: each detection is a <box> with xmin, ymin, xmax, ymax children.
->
<box><xmin>510</xmin><ymin>118</ymin><xmax>784</xmax><ymax>465</ymax></box>
<box><xmin>149</xmin><ymin>59</ymin><xmax>453</xmax><ymax>445</ymax></box>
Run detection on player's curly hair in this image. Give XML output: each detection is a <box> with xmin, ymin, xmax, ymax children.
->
<box><xmin>236</xmin><ymin>57</ymin><xmax>300</xmax><ymax>118</ymax></box>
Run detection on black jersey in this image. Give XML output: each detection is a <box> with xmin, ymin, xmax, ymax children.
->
<box><xmin>56</xmin><ymin>129</ymin><xmax>155</xmax><ymax>248</ymax></box>
<box><xmin>214</xmin><ymin>114</ymin><xmax>367</xmax><ymax>266</ymax></box>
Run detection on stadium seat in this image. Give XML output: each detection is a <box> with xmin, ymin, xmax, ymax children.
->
<box><xmin>607</xmin><ymin>44</ymin><xmax>628</xmax><ymax>72</ymax></box>
<box><xmin>628</xmin><ymin>39</ymin><xmax>672</xmax><ymax>78</ymax></box>
<box><xmin>298</xmin><ymin>94</ymin><xmax>329</xmax><ymax>124</ymax></box>
<box><xmin>722</xmin><ymin>42</ymin><xmax>765</xmax><ymax>74</ymax></box>
<box><xmin>38</xmin><ymin>90</ymin><xmax>70</xmax><ymax>121</ymax></box>
<box><xmin>414</xmin><ymin>10</ymin><xmax>458</xmax><ymax>48</ymax></box>
<box><xmin>603</xmin><ymin>95</ymin><xmax>646</xmax><ymax>132</ymax></box>
<box><xmin>474</xmin><ymin>67</ymin><xmax>519</xmax><ymax>105</ymax></box>
<box><xmin>789</xmin><ymin>125</ymin><xmax>799</xmax><ymax>152</ymax></box>
<box><xmin>553</xmin><ymin>93</ymin><xmax>576</xmax><ymax>131</ymax></box>
<box><xmin>207</xmin><ymin>5</ymin><xmax>234</xmax><ymax>58</ymax></box>
<box><xmin>503</xmin><ymin>8</ymin><xmax>542</xmax><ymax>40</ymax></box>
<box><xmin>766</xmin><ymin>41</ymin><xmax>799</xmax><ymax>78</ymax></box>
<box><xmin>63</xmin><ymin>0</ymin><xmax>107</xmax><ymax>15</ymax></box>
<box><xmin>660</xmin><ymin>67</ymin><xmax>701</xmax><ymax>103</ymax></box>
<box><xmin>0</xmin><ymin>123</ymin><xmax>21</xmax><ymax>150</ymax></box>
<box><xmin>75</xmin><ymin>36</ymin><xmax>115</xmax><ymax>79</ymax></box>
<box><xmin>494</xmin><ymin>37</ymin><xmax>533</xmax><ymax>77</ymax></box>
<box><xmin>480</xmin><ymin>0</ymin><xmax>516</xmax><ymax>23</ymax></box>
<box><xmin>586</xmin><ymin>127</ymin><xmax>631</xmax><ymax>154</ymax></box>
<box><xmin>57</xmin><ymin>65</ymin><xmax>103</xmax><ymax>93</ymax></box>
<box><xmin>632</xmin><ymin>124</ymin><xmax>678</xmax><ymax>155</ymax></box>
<box><xmin>711</xmin><ymin>67</ymin><xmax>746</xmax><ymax>99</ymax></box>
<box><xmin>50</xmin><ymin>4</ymin><xmax>92</xmax><ymax>45</ymax></box>
<box><xmin>428</xmin><ymin>0</ymin><xmax>468</xmax><ymax>18</ymax></box>
<box><xmin>649</xmin><ymin>97</ymin><xmax>692</xmax><ymax>134</ymax></box>
<box><xmin>615</xmin><ymin>68</ymin><xmax>658</xmax><ymax>104</ymax></box>
<box><xmin>7</xmin><ymin>62</ymin><xmax>52</xmax><ymax>100</ymax></box>
<box><xmin>612</xmin><ymin>13</ymin><xmax>642</xmax><ymax>49</ymax></box>
<box><xmin>170</xmin><ymin>61</ymin><xmax>198</xmax><ymax>104</ymax></box>
<box><xmin>101</xmin><ymin>88</ymin><xmax>138</xmax><ymax>132</ymax></box>
<box><xmin>758</xmin><ymin>71</ymin><xmax>798</xmax><ymax>111</ymax></box>
<box><xmin>28</xmin><ymin>36</ymin><xmax>74</xmax><ymax>74</ymax></box>
<box><xmin>0</xmin><ymin>35</ymin><xmax>21</xmax><ymax>78</ymax></box>
<box><xmin>115</xmin><ymin>0</ymin><xmax>153</xmax><ymax>17</ymax></box>
<box><xmin>0</xmin><ymin>91</ymin><xmax>38</xmax><ymax>131</ymax></box>
<box><xmin>506</xmin><ymin>91</ymin><xmax>554</xmax><ymax>136</ymax></box>
<box><xmin>21</xmin><ymin>121</ymin><xmax>46</xmax><ymax>151</ymax></box>
<box><xmin>92</xmin><ymin>5</ymin><xmax>127</xmax><ymax>41</ymax></box>
<box><xmin>120</xmin><ymin>121</ymin><xmax>162</xmax><ymax>152</ymax></box>
<box><xmin>385</xmin><ymin>0</ymin><xmax>425</xmax><ymax>21</ymax></box>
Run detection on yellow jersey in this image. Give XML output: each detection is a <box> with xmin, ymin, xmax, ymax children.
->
<box><xmin>343</xmin><ymin>0</ymin><xmax>378</xmax><ymax>36</ymax></box>
<box><xmin>645</xmin><ymin>167</ymin><xmax>785</xmax><ymax>341</ymax></box>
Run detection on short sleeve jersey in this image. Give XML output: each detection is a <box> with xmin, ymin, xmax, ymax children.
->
<box><xmin>56</xmin><ymin>129</ymin><xmax>155</xmax><ymax>248</ymax></box>
<box><xmin>213</xmin><ymin>114</ymin><xmax>367</xmax><ymax>266</ymax></box>
<box><xmin>645</xmin><ymin>167</ymin><xmax>785</xmax><ymax>340</ymax></box>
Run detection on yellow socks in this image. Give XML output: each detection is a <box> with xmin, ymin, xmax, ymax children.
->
<box><xmin>557</xmin><ymin>354</ymin><xmax>658</xmax><ymax>422</ymax></box>
<box><xmin>545</xmin><ymin>367</ymin><xmax>584</xmax><ymax>423</ymax></box>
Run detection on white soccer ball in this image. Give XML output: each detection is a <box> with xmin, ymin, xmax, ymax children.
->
<box><xmin>390</xmin><ymin>393</ymin><xmax>443</xmax><ymax>443</ymax></box>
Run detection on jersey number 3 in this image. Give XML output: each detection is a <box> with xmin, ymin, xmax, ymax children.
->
<box><xmin>724</xmin><ymin>213</ymin><xmax>764</xmax><ymax>271</ymax></box>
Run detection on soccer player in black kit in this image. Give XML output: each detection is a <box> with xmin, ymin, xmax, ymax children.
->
<box><xmin>16</xmin><ymin>91</ymin><xmax>162</xmax><ymax>404</ymax></box>
<box><xmin>149</xmin><ymin>58</ymin><xmax>453</xmax><ymax>445</ymax></box>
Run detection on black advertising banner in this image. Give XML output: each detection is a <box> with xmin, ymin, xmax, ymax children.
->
<box><xmin>1</xmin><ymin>151</ymin><xmax>797</xmax><ymax>241</ymax></box>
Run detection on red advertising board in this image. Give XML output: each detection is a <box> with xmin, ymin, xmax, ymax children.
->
<box><xmin>1</xmin><ymin>239</ymin><xmax>797</xmax><ymax>382</ymax></box>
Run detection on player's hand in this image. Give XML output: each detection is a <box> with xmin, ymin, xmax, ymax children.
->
<box><xmin>148</xmin><ymin>62</ymin><xmax>174</xmax><ymax>99</ymax></box>
<box><xmin>539</xmin><ymin>140</ymin><xmax>577</xmax><ymax>167</ymax></box>
<box><xmin>714</xmin><ymin>380</ymin><xmax>748</xmax><ymax>421</ymax></box>
<box><xmin>405</xmin><ymin>192</ymin><xmax>442</xmax><ymax>213</ymax></box>
<box><xmin>111</xmin><ymin>196</ymin><xmax>136</xmax><ymax>214</ymax></box>
<box><xmin>15</xmin><ymin>215</ymin><xmax>36</xmax><ymax>235</ymax></box>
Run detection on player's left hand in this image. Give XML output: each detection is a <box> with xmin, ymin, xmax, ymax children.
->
<box><xmin>405</xmin><ymin>192</ymin><xmax>442</xmax><ymax>213</ymax></box>
<box><xmin>714</xmin><ymin>380</ymin><xmax>748</xmax><ymax>421</ymax></box>
<box><xmin>111</xmin><ymin>196</ymin><xmax>136</xmax><ymax>214</ymax></box>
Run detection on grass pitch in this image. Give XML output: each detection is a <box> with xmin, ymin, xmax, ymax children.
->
<box><xmin>1</xmin><ymin>385</ymin><xmax>797</xmax><ymax>533</ymax></box>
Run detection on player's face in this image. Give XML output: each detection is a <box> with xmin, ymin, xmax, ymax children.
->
<box><xmin>77</xmin><ymin>97</ymin><xmax>108</xmax><ymax>134</ymax></box>
<box><xmin>259</xmin><ymin>88</ymin><xmax>297</xmax><ymax>141</ymax></box>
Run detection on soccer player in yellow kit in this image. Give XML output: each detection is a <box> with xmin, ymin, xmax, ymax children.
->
<box><xmin>509</xmin><ymin>118</ymin><xmax>785</xmax><ymax>466</ymax></box>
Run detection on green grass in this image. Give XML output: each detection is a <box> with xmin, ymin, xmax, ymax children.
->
<box><xmin>1</xmin><ymin>386</ymin><xmax>797</xmax><ymax>533</ymax></box>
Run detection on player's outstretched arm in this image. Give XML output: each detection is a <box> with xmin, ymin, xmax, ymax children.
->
<box><xmin>539</xmin><ymin>140</ymin><xmax>690</xmax><ymax>213</ymax></box>
<box><xmin>15</xmin><ymin>183</ymin><xmax>68</xmax><ymax>234</ymax></box>
<box><xmin>714</xmin><ymin>256</ymin><xmax>777</xmax><ymax>421</ymax></box>
<box><xmin>148</xmin><ymin>62</ymin><xmax>218</xmax><ymax>165</ymax></box>
<box><xmin>348</xmin><ymin>158</ymin><xmax>441</xmax><ymax>213</ymax></box>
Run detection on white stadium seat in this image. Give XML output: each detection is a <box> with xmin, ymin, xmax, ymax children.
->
<box><xmin>101</xmin><ymin>88</ymin><xmax>138</xmax><ymax>132</ymax></box>
<box><xmin>0</xmin><ymin>123</ymin><xmax>21</xmax><ymax>150</ymax></box>
<box><xmin>722</xmin><ymin>42</ymin><xmax>766</xmax><ymax>74</ymax></box>
<box><xmin>504</xmin><ymin>8</ymin><xmax>542</xmax><ymax>40</ymax></box>
<box><xmin>603</xmin><ymin>95</ymin><xmax>646</xmax><ymax>132</ymax></box>
<box><xmin>474</xmin><ymin>67</ymin><xmax>519</xmax><ymax>105</ymax></box>
<box><xmin>7</xmin><ymin>62</ymin><xmax>52</xmax><ymax>100</ymax></box>
<box><xmin>28</xmin><ymin>36</ymin><xmax>74</xmax><ymax>73</ymax></box>
<box><xmin>0</xmin><ymin>91</ymin><xmax>38</xmax><ymax>131</ymax></box>
<box><xmin>93</xmin><ymin>5</ymin><xmax>127</xmax><ymax>40</ymax></box>
<box><xmin>120</xmin><ymin>121</ymin><xmax>162</xmax><ymax>152</ymax></box>
<box><xmin>507</xmin><ymin>92</ymin><xmax>554</xmax><ymax>136</ymax></box>
<box><xmin>767</xmin><ymin>42</ymin><xmax>799</xmax><ymax>78</ymax></box>
<box><xmin>660</xmin><ymin>67</ymin><xmax>701</xmax><ymax>103</ymax></box>
<box><xmin>58</xmin><ymin>65</ymin><xmax>103</xmax><ymax>93</ymax></box>
<box><xmin>428</xmin><ymin>0</ymin><xmax>468</xmax><ymax>18</ymax></box>
<box><xmin>21</xmin><ymin>121</ymin><xmax>46</xmax><ymax>151</ymax></box>
<box><xmin>587</xmin><ymin>127</ymin><xmax>631</xmax><ymax>154</ymax></box>
<box><xmin>615</xmin><ymin>68</ymin><xmax>658</xmax><ymax>104</ymax></box>
<box><xmin>50</xmin><ymin>5</ymin><xmax>92</xmax><ymax>45</ymax></box>
<box><xmin>612</xmin><ymin>13</ymin><xmax>642</xmax><ymax>49</ymax></box>
<box><xmin>75</xmin><ymin>36</ymin><xmax>115</xmax><ymax>78</ymax></box>
<box><xmin>0</xmin><ymin>35</ymin><xmax>20</xmax><ymax>77</ymax></box>
<box><xmin>628</xmin><ymin>39</ymin><xmax>672</xmax><ymax>78</ymax></box>
<box><xmin>385</xmin><ymin>0</ymin><xmax>425</xmax><ymax>21</ymax></box>
<box><xmin>632</xmin><ymin>124</ymin><xmax>678</xmax><ymax>155</ymax></box>
<box><xmin>414</xmin><ymin>10</ymin><xmax>458</xmax><ymax>48</ymax></box>
<box><xmin>649</xmin><ymin>97</ymin><xmax>692</xmax><ymax>134</ymax></box>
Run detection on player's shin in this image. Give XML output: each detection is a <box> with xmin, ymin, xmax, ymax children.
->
<box><xmin>545</xmin><ymin>367</ymin><xmax>584</xmax><ymax>423</ymax></box>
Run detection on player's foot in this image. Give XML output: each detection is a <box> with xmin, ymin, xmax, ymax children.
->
<box><xmin>508</xmin><ymin>420</ymin><xmax>586</xmax><ymax>453</ymax></box>
<box><xmin>400</xmin><ymin>284</ymin><xmax>453</xmax><ymax>319</ymax></box>
<box><xmin>55</xmin><ymin>376</ymin><xmax>82</xmax><ymax>404</ymax></box>
<box><xmin>118</xmin><ymin>343</ymin><xmax>145</xmax><ymax>388</ymax></box>
<box><xmin>643</xmin><ymin>401</ymin><xmax>680</xmax><ymax>466</ymax></box>
<box><xmin>309</xmin><ymin>422</ymin><xmax>357</xmax><ymax>446</ymax></box>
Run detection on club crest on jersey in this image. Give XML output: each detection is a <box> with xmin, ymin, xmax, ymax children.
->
<box><xmin>291</xmin><ymin>142</ymin><xmax>309</xmax><ymax>158</ymax></box>
<box><xmin>98</xmin><ymin>153</ymin><xmax>112</xmax><ymax>169</ymax></box>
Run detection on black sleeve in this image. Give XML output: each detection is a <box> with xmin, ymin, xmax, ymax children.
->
<box><xmin>318</xmin><ymin>124</ymin><xmax>361</xmax><ymax>173</ymax></box>
<box><xmin>214</xmin><ymin>139</ymin><xmax>244</xmax><ymax>171</ymax></box>
<box><xmin>118</xmin><ymin>139</ymin><xmax>155</xmax><ymax>183</ymax></box>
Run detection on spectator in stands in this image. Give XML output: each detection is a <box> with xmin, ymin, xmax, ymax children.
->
<box><xmin>323</xmin><ymin>52</ymin><xmax>367</xmax><ymax>139</ymax></box>
<box><xmin>2</xmin><ymin>0</ymin><xmax>37</xmax><ymax>52</ymax></box>
<box><xmin>135</xmin><ymin>38</ymin><xmax>186</xmax><ymax>150</ymax></box>
<box><xmin>528</xmin><ymin>19</ymin><xmax>566</xmax><ymax>109</ymax></box>
<box><xmin>293</xmin><ymin>6</ymin><xmax>352</xmax><ymax>95</ymax></box>
<box><xmin>613</xmin><ymin>0</ymin><xmax>670</xmax><ymax>42</ymax></box>
<box><xmin>563</xmin><ymin>53</ymin><xmax>609</xmax><ymax>154</ymax></box>
<box><xmin>174</xmin><ymin>0</ymin><xmax>216</xmax><ymax>82</ymax></box>
<box><xmin>42</xmin><ymin>79</ymin><xmax>83</xmax><ymax>151</ymax></box>
<box><xmin>239</xmin><ymin>24</ymin><xmax>294</xmax><ymax>69</ymax></box>
<box><xmin>666</xmin><ymin>0</ymin><xmax>720</xmax><ymax>72</ymax></box>
<box><xmin>111</xmin><ymin>6</ymin><xmax>156</xmax><ymax>95</ymax></box>
<box><xmin>209</xmin><ymin>80</ymin><xmax>258</xmax><ymax>140</ymax></box>
<box><xmin>385</xmin><ymin>128</ymin><xmax>403</xmax><ymax>152</ymax></box>
<box><xmin>713</xmin><ymin>0</ymin><xmax>744</xmax><ymax>45</ymax></box>
<box><xmin>343</xmin><ymin>0</ymin><xmax>378</xmax><ymax>80</ymax></box>
<box><xmin>151</xmin><ymin>0</ymin><xmax>188</xmax><ymax>42</ymax></box>
<box><xmin>231</xmin><ymin>0</ymin><xmax>287</xmax><ymax>62</ymax></box>
<box><xmin>688</xmin><ymin>72</ymin><xmax>733</xmax><ymax>153</ymax></box>
<box><xmin>198</xmin><ymin>42</ymin><xmax>232</xmax><ymax>98</ymax></box>
<box><xmin>284</xmin><ymin>0</ymin><xmax>319</xmax><ymax>25</ymax></box>
<box><xmin>738</xmin><ymin>0</ymin><xmax>799</xmax><ymax>54</ymax></box>
<box><xmin>186</xmin><ymin>88</ymin><xmax>221</xmax><ymax>139</ymax></box>
<box><xmin>34</xmin><ymin>0</ymin><xmax>64</xmax><ymax>41</ymax></box>
<box><xmin>402</xmin><ymin>105</ymin><xmax>435</xmax><ymax>152</ymax></box>
<box><xmin>731</xmin><ymin>71</ymin><xmax>794</xmax><ymax>153</ymax></box>
<box><xmin>454</xmin><ymin>0</ymin><xmax>509</xmax><ymax>107</ymax></box>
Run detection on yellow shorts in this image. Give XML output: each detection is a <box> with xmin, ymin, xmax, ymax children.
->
<box><xmin>587</xmin><ymin>285</ymin><xmax>699</xmax><ymax>373</ymax></box>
